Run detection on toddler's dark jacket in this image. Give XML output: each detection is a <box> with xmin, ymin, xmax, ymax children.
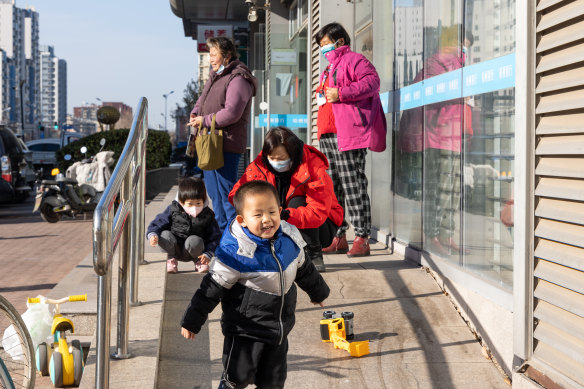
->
<box><xmin>181</xmin><ymin>219</ymin><xmax>330</xmax><ymax>345</ymax></box>
<box><xmin>147</xmin><ymin>200</ymin><xmax>221</xmax><ymax>259</ymax></box>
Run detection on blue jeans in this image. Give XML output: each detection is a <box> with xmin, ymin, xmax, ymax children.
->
<box><xmin>204</xmin><ymin>152</ymin><xmax>241</xmax><ymax>231</ymax></box>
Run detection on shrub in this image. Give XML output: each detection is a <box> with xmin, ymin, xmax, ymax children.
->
<box><xmin>56</xmin><ymin>129</ymin><xmax>171</xmax><ymax>172</ymax></box>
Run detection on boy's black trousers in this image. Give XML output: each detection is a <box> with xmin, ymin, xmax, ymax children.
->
<box><xmin>219</xmin><ymin>335</ymin><xmax>288</xmax><ymax>389</ymax></box>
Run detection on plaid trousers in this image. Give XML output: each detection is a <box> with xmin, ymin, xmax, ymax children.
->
<box><xmin>423</xmin><ymin>148</ymin><xmax>461</xmax><ymax>239</ymax></box>
<box><xmin>319</xmin><ymin>134</ymin><xmax>371</xmax><ymax>237</ymax></box>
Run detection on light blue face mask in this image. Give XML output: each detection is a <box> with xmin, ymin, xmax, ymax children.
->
<box><xmin>320</xmin><ymin>40</ymin><xmax>340</xmax><ymax>58</ymax></box>
<box><xmin>268</xmin><ymin>158</ymin><xmax>292</xmax><ymax>173</ymax></box>
<box><xmin>216</xmin><ymin>64</ymin><xmax>225</xmax><ymax>74</ymax></box>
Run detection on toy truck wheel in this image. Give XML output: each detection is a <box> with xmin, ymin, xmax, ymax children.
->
<box><xmin>36</xmin><ymin>342</ymin><xmax>49</xmax><ymax>376</ymax></box>
<box><xmin>49</xmin><ymin>351</ymin><xmax>64</xmax><ymax>388</ymax></box>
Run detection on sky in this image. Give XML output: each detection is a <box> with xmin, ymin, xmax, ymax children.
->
<box><xmin>15</xmin><ymin>0</ymin><xmax>199</xmax><ymax>131</ymax></box>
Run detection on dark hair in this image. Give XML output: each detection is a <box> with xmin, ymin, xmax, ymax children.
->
<box><xmin>178</xmin><ymin>177</ymin><xmax>207</xmax><ymax>203</ymax></box>
<box><xmin>206</xmin><ymin>37</ymin><xmax>238</xmax><ymax>62</ymax></box>
<box><xmin>261</xmin><ymin>127</ymin><xmax>304</xmax><ymax>173</ymax></box>
<box><xmin>233</xmin><ymin>181</ymin><xmax>279</xmax><ymax>215</ymax></box>
<box><xmin>315</xmin><ymin>22</ymin><xmax>351</xmax><ymax>47</ymax></box>
<box><xmin>465</xmin><ymin>31</ymin><xmax>475</xmax><ymax>47</ymax></box>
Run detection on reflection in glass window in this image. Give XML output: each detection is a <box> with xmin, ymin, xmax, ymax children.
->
<box><xmin>422</xmin><ymin>0</ymin><xmax>464</xmax><ymax>263</ymax></box>
<box><xmin>394</xmin><ymin>0</ymin><xmax>424</xmax><ymax>88</ymax></box>
<box><xmin>462</xmin><ymin>89</ymin><xmax>514</xmax><ymax>289</ymax></box>
<box><xmin>393</xmin><ymin>0</ymin><xmax>425</xmax><ymax>248</ymax></box>
<box><xmin>355</xmin><ymin>24</ymin><xmax>373</xmax><ymax>62</ymax></box>
<box><xmin>355</xmin><ymin>0</ymin><xmax>373</xmax><ymax>31</ymax></box>
<box><xmin>464</xmin><ymin>0</ymin><xmax>516</xmax><ymax>64</ymax></box>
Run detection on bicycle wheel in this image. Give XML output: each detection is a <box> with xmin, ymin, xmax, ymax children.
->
<box><xmin>0</xmin><ymin>295</ymin><xmax>35</xmax><ymax>389</ymax></box>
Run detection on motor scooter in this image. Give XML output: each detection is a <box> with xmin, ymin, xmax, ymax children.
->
<box><xmin>33</xmin><ymin>139</ymin><xmax>112</xmax><ymax>223</ymax></box>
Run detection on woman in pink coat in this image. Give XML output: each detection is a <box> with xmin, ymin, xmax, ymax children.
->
<box><xmin>315</xmin><ymin>22</ymin><xmax>387</xmax><ymax>257</ymax></box>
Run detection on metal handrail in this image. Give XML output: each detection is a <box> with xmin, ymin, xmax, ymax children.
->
<box><xmin>93</xmin><ymin>97</ymin><xmax>148</xmax><ymax>389</ymax></box>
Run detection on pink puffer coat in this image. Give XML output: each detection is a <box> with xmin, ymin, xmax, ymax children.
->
<box><xmin>322</xmin><ymin>46</ymin><xmax>387</xmax><ymax>152</ymax></box>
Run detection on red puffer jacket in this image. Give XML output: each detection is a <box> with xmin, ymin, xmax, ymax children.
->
<box><xmin>228</xmin><ymin>145</ymin><xmax>344</xmax><ymax>229</ymax></box>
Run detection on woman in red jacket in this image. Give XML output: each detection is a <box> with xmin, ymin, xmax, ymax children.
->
<box><xmin>229</xmin><ymin>127</ymin><xmax>344</xmax><ymax>272</ymax></box>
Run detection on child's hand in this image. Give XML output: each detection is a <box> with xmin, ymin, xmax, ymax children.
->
<box><xmin>181</xmin><ymin>327</ymin><xmax>196</xmax><ymax>340</ymax></box>
<box><xmin>198</xmin><ymin>253</ymin><xmax>210</xmax><ymax>265</ymax></box>
<box><xmin>312</xmin><ymin>301</ymin><xmax>325</xmax><ymax>307</ymax></box>
<box><xmin>149</xmin><ymin>235</ymin><xmax>158</xmax><ymax>247</ymax></box>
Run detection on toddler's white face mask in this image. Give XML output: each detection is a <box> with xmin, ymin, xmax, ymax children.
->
<box><xmin>184</xmin><ymin>205</ymin><xmax>204</xmax><ymax>218</ymax></box>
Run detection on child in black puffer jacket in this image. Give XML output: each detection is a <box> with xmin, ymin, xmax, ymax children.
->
<box><xmin>147</xmin><ymin>177</ymin><xmax>221</xmax><ymax>273</ymax></box>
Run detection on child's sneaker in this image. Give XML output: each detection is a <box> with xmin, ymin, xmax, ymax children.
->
<box><xmin>166</xmin><ymin>258</ymin><xmax>178</xmax><ymax>273</ymax></box>
<box><xmin>195</xmin><ymin>260</ymin><xmax>209</xmax><ymax>273</ymax></box>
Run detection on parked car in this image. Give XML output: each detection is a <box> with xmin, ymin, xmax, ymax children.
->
<box><xmin>0</xmin><ymin>126</ymin><xmax>35</xmax><ymax>202</ymax></box>
<box><xmin>26</xmin><ymin>132</ymin><xmax>84</xmax><ymax>171</ymax></box>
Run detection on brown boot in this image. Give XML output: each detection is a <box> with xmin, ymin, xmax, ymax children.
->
<box><xmin>322</xmin><ymin>235</ymin><xmax>349</xmax><ymax>254</ymax></box>
<box><xmin>347</xmin><ymin>236</ymin><xmax>370</xmax><ymax>257</ymax></box>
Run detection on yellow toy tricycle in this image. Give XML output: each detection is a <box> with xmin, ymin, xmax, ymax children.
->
<box><xmin>27</xmin><ymin>295</ymin><xmax>87</xmax><ymax>387</ymax></box>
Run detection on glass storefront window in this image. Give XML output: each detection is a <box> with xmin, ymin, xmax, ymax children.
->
<box><xmin>269</xmin><ymin>18</ymin><xmax>308</xmax><ymax>143</ymax></box>
<box><xmin>464</xmin><ymin>0</ymin><xmax>516</xmax><ymax>64</ymax></box>
<box><xmin>462</xmin><ymin>89</ymin><xmax>514</xmax><ymax>288</ymax></box>
<box><xmin>355</xmin><ymin>0</ymin><xmax>373</xmax><ymax>31</ymax></box>
<box><xmin>394</xmin><ymin>0</ymin><xmax>424</xmax><ymax>248</ymax></box>
<box><xmin>391</xmin><ymin>0</ymin><xmax>515</xmax><ymax>287</ymax></box>
<box><xmin>421</xmin><ymin>0</ymin><xmax>463</xmax><ymax>263</ymax></box>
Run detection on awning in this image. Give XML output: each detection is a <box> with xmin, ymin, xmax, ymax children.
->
<box><xmin>169</xmin><ymin>0</ymin><xmax>250</xmax><ymax>39</ymax></box>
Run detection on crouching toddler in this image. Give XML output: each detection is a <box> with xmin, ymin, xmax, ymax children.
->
<box><xmin>147</xmin><ymin>177</ymin><xmax>221</xmax><ymax>273</ymax></box>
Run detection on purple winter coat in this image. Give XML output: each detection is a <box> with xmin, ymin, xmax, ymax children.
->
<box><xmin>322</xmin><ymin>45</ymin><xmax>387</xmax><ymax>152</ymax></box>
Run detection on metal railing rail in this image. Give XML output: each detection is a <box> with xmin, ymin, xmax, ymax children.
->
<box><xmin>92</xmin><ymin>97</ymin><xmax>148</xmax><ymax>388</ymax></box>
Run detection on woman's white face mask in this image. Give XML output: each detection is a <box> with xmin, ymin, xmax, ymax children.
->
<box><xmin>268</xmin><ymin>158</ymin><xmax>292</xmax><ymax>173</ymax></box>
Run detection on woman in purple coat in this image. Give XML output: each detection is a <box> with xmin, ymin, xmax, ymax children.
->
<box><xmin>315</xmin><ymin>23</ymin><xmax>387</xmax><ymax>257</ymax></box>
<box><xmin>188</xmin><ymin>37</ymin><xmax>257</xmax><ymax>231</ymax></box>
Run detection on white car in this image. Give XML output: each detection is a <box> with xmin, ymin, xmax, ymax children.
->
<box><xmin>26</xmin><ymin>133</ymin><xmax>84</xmax><ymax>170</ymax></box>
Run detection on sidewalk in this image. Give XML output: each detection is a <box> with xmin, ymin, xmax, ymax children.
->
<box><xmin>153</xmin><ymin>188</ymin><xmax>508</xmax><ymax>388</ymax></box>
<box><xmin>79</xmin><ymin>186</ymin><xmax>508</xmax><ymax>388</ymax></box>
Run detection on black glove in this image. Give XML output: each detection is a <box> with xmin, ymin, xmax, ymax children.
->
<box><xmin>280</xmin><ymin>209</ymin><xmax>290</xmax><ymax>221</ymax></box>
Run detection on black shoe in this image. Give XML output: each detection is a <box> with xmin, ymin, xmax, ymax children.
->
<box><xmin>306</xmin><ymin>244</ymin><xmax>326</xmax><ymax>272</ymax></box>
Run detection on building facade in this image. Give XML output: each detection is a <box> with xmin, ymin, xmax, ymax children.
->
<box><xmin>170</xmin><ymin>1</ymin><xmax>583</xmax><ymax>387</ymax></box>
<box><xmin>0</xmin><ymin>0</ymin><xmax>41</xmax><ymax>139</ymax></box>
<box><xmin>39</xmin><ymin>45</ymin><xmax>67</xmax><ymax>136</ymax></box>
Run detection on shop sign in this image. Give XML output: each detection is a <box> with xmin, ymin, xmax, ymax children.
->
<box><xmin>398</xmin><ymin>53</ymin><xmax>516</xmax><ymax>111</ymax></box>
<box><xmin>197</xmin><ymin>26</ymin><xmax>233</xmax><ymax>52</ymax></box>
<box><xmin>256</xmin><ymin>114</ymin><xmax>307</xmax><ymax>128</ymax></box>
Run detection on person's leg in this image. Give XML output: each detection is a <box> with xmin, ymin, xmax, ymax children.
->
<box><xmin>213</xmin><ymin>152</ymin><xmax>241</xmax><ymax>231</ymax></box>
<box><xmin>184</xmin><ymin>235</ymin><xmax>209</xmax><ymax>272</ymax></box>
<box><xmin>438</xmin><ymin>150</ymin><xmax>462</xmax><ymax>251</ymax></box>
<box><xmin>204</xmin><ymin>169</ymin><xmax>226</xmax><ymax>229</ymax></box>
<box><xmin>219</xmin><ymin>336</ymin><xmax>262</xmax><ymax>389</ymax></box>
<box><xmin>423</xmin><ymin>148</ymin><xmax>448</xmax><ymax>255</ymax></box>
<box><xmin>254</xmin><ymin>339</ymin><xmax>288</xmax><ymax>389</ymax></box>
<box><xmin>336</xmin><ymin>148</ymin><xmax>371</xmax><ymax>257</ymax></box>
<box><xmin>288</xmin><ymin>196</ymin><xmax>325</xmax><ymax>272</ymax></box>
<box><xmin>158</xmin><ymin>230</ymin><xmax>180</xmax><ymax>273</ymax></box>
<box><xmin>318</xmin><ymin>218</ymin><xmax>337</xmax><ymax>249</ymax></box>
<box><xmin>184</xmin><ymin>235</ymin><xmax>205</xmax><ymax>260</ymax></box>
<box><xmin>319</xmin><ymin>134</ymin><xmax>348</xmax><ymax>237</ymax></box>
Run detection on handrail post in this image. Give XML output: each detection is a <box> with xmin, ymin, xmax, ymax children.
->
<box><xmin>130</xmin><ymin>133</ymin><xmax>146</xmax><ymax>306</ymax></box>
<box><xmin>95</xmin><ymin>267</ymin><xmax>112</xmax><ymax>388</ymax></box>
<box><xmin>112</xmin><ymin>173</ymin><xmax>132</xmax><ymax>360</ymax></box>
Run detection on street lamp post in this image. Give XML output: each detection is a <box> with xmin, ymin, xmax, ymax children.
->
<box><xmin>162</xmin><ymin>90</ymin><xmax>174</xmax><ymax>132</ymax></box>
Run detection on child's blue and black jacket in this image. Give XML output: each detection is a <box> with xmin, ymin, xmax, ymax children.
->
<box><xmin>181</xmin><ymin>219</ymin><xmax>330</xmax><ymax>345</ymax></box>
